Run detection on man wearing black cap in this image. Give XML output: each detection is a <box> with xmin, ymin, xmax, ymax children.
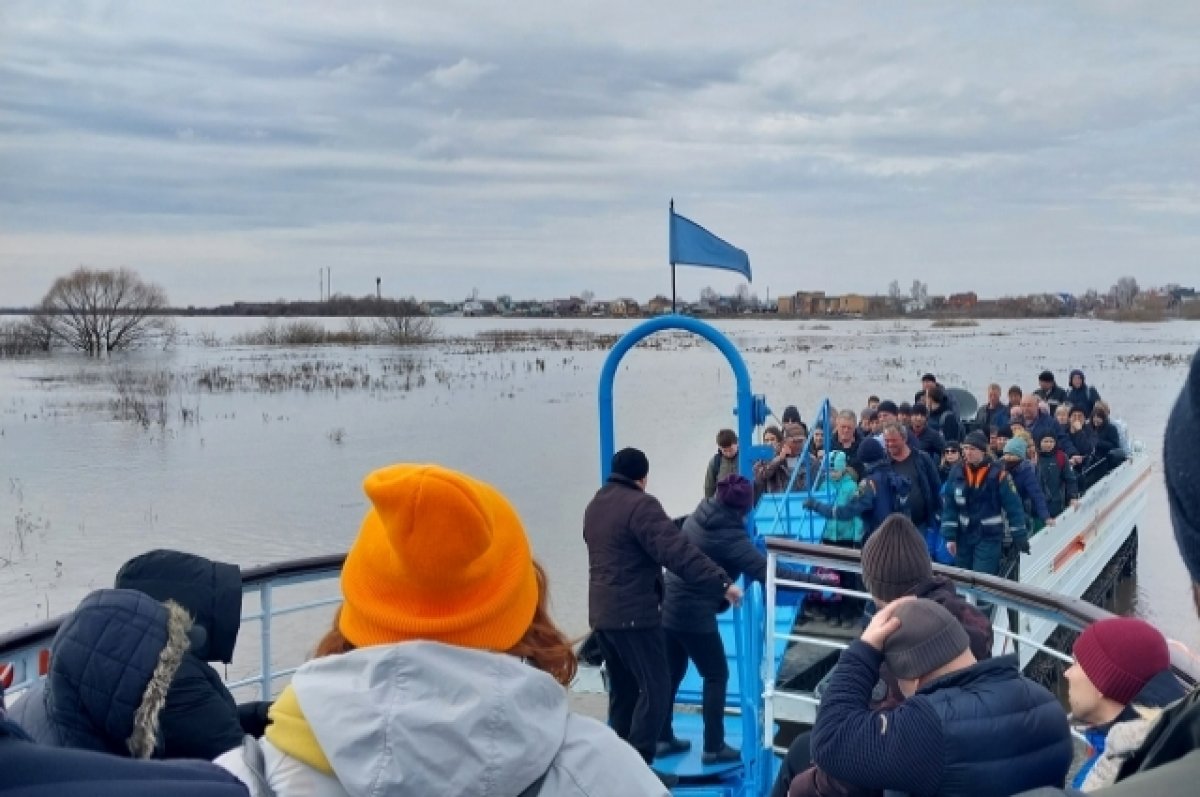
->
<box><xmin>1022</xmin><ymin>347</ymin><xmax>1200</xmax><ymax>795</ymax></box>
<box><xmin>1035</xmin><ymin>370</ymin><xmax>1068</xmax><ymax>414</ymax></box>
<box><xmin>583</xmin><ymin>447</ymin><xmax>743</xmax><ymax>778</ymax></box>
<box><xmin>810</xmin><ymin>598</ymin><xmax>1072</xmax><ymax>796</ymax></box>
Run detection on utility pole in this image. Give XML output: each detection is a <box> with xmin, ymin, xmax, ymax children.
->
<box><xmin>376</xmin><ymin>277</ymin><xmax>381</xmax><ymax>301</ymax></box>
<box><xmin>319</xmin><ymin>269</ymin><xmax>324</xmax><ymax>302</ymax></box>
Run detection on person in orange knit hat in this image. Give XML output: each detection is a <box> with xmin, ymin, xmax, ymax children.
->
<box><xmin>216</xmin><ymin>464</ymin><xmax>668</xmax><ymax>797</ymax></box>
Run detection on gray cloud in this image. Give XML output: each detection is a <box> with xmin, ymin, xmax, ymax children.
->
<box><xmin>2</xmin><ymin>1</ymin><xmax>1198</xmax><ymax>305</ymax></box>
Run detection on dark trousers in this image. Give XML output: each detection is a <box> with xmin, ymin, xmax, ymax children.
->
<box><xmin>771</xmin><ymin>732</ymin><xmax>811</xmax><ymax>797</ymax></box>
<box><xmin>954</xmin><ymin>534</ymin><xmax>1002</xmax><ymax>576</ymax></box>
<box><xmin>956</xmin><ymin>534</ymin><xmax>1003</xmax><ymax>616</ymax></box>
<box><xmin>661</xmin><ymin>628</ymin><xmax>729</xmax><ymax>753</ymax></box>
<box><xmin>594</xmin><ymin>627</ymin><xmax>671</xmax><ymax>764</ymax></box>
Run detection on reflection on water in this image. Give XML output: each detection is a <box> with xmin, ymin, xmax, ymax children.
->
<box><xmin>1</xmin><ymin>317</ymin><xmax>1198</xmax><ymax>654</ymax></box>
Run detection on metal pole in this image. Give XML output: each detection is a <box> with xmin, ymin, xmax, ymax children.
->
<box><xmin>259</xmin><ymin>583</ymin><xmax>273</xmax><ymax>700</ymax></box>
<box><xmin>671</xmin><ymin>264</ymin><xmax>677</xmax><ymax>313</ymax></box>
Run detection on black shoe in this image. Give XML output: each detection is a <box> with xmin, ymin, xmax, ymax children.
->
<box><xmin>702</xmin><ymin>744</ymin><xmax>741</xmax><ymax>764</ymax></box>
<box><xmin>652</xmin><ymin>769</ymin><xmax>679</xmax><ymax>787</ymax></box>
<box><xmin>655</xmin><ymin>737</ymin><xmax>692</xmax><ymax>757</ymax></box>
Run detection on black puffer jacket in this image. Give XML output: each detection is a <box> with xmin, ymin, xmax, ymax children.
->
<box><xmin>584</xmin><ymin>474</ymin><xmax>729</xmax><ymax>630</ymax></box>
<box><xmin>661</xmin><ymin>498</ymin><xmax>771</xmax><ymax>633</ymax></box>
<box><xmin>9</xmin><ymin>589</ymin><xmax>193</xmax><ymax>758</ymax></box>
<box><xmin>116</xmin><ymin>550</ymin><xmax>267</xmax><ymax>760</ymax></box>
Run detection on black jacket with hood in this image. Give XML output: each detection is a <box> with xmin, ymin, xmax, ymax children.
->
<box><xmin>115</xmin><ymin>549</ymin><xmax>267</xmax><ymax>761</ymax></box>
<box><xmin>9</xmin><ymin>589</ymin><xmax>194</xmax><ymax>759</ymax></box>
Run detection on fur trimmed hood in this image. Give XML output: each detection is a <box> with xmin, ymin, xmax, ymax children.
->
<box><xmin>11</xmin><ymin>588</ymin><xmax>194</xmax><ymax>758</ymax></box>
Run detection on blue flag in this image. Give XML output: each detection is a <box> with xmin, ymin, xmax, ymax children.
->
<box><xmin>669</xmin><ymin>206</ymin><xmax>751</xmax><ymax>281</ymax></box>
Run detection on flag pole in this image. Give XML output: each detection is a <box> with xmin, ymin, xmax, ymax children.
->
<box><xmin>669</xmin><ymin>199</ymin><xmax>676</xmax><ymax>313</ymax></box>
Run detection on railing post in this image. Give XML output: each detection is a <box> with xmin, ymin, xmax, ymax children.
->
<box><xmin>763</xmin><ymin>553</ymin><xmax>778</xmax><ymax>751</ymax></box>
<box><xmin>259</xmin><ymin>582</ymin><xmax>273</xmax><ymax>700</ymax></box>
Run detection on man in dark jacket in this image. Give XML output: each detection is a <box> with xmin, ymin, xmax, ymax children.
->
<box><xmin>909</xmin><ymin>403</ymin><xmax>946</xmax><ymax>461</ymax></box>
<box><xmin>1</xmin><ymin>688</ymin><xmax>249</xmax><ymax>797</ymax></box>
<box><xmin>661</xmin><ymin>475</ymin><xmax>825</xmax><ymax>765</ymax></box>
<box><xmin>925</xmin><ymin>387</ymin><xmax>963</xmax><ymax>443</ymax></box>
<box><xmin>583</xmin><ymin>447</ymin><xmax>742</xmax><ymax>772</ymax></box>
<box><xmin>1019</xmin><ymin>345</ymin><xmax>1200</xmax><ymax>796</ymax></box>
<box><xmin>1035</xmin><ymin>370</ymin><xmax>1069</xmax><ymax>413</ymax></box>
<box><xmin>1066</xmin><ymin>369</ymin><xmax>1101</xmax><ymax>417</ymax></box>
<box><xmin>942</xmin><ymin>431</ymin><xmax>1029</xmax><ymax>578</ymax></box>
<box><xmin>9</xmin><ymin>589</ymin><xmax>197</xmax><ymax>758</ymax></box>
<box><xmin>115</xmin><ymin>550</ymin><xmax>271</xmax><ymax>760</ymax></box>
<box><xmin>810</xmin><ymin>598</ymin><xmax>1072</xmax><ymax>797</ymax></box>
<box><xmin>973</xmin><ymin>383</ymin><xmax>1011</xmax><ymax>435</ymax></box>
<box><xmin>777</xmin><ymin>515</ymin><xmax>994</xmax><ymax>797</ymax></box>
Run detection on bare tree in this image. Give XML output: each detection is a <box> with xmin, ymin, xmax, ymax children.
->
<box><xmin>580</xmin><ymin>289</ymin><xmax>595</xmax><ymax>310</ymax></box>
<box><xmin>373</xmin><ymin>299</ymin><xmax>439</xmax><ymax>345</ymax></box>
<box><xmin>33</xmin><ymin>267</ymin><xmax>173</xmax><ymax>356</ymax></box>
<box><xmin>1112</xmin><ymin>276</ymin><xmax>1140</xmax><ymax>309</ymax></box>
<box><xmin>888</xmin><ymin>280</ymin><xmax>902</xmax><ymax>303</ymax></box>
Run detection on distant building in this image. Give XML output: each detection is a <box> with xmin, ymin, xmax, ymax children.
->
<box><xmin>647</xmin><ymin>295</ymin><xmax>673</xmax><ymax>315</ymax></box>
<box><xmin>947</xmin><ymin>292</ymin><xmax>978</xmax><ymax>310</ymax></box>
<box><xmin>611</xmin><ymin>298</ymin><xmax>640</xmax><ymax>317</ymax></box>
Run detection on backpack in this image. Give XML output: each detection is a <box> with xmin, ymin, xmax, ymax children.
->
<box><xmin>707</xmin><ymin>452</ymin><xmax>723</xmax><ymax>486</ymax></box>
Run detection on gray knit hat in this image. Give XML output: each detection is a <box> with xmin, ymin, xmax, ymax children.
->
<box><xmin>883</xmin><ymin>599</ymin><xmax>970</xmax><ymax>679</ymax></box>
<box><xmin>861</xmin><ymin>515</ymin><xmax>933</xmax><ymax>603</ymax></box>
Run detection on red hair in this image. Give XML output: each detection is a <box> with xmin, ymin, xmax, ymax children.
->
<box><xmin>314</xmin><ymin>561</ymin><xmax>577</xmax><ymax>686</ymax></box>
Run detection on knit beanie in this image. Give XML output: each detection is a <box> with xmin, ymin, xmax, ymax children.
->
<box><xmin>716</xmin><ymin>474</ymin><xmax>754</xmax><ymax>513</ymax></box>
<box><xmin>883</xmin><ymin>599</ymin><xmax>970</xmax><ymax>679</ymax></box>
<box><xmin>828</xmin><ymin>451</ymin><xmax>848</xmax><ymax>472</ymax></box>
<box><xmin>1073</xmin><ymin>617</ymin><xmax>1170</xmax><ymax>705</ymax></box>
<box><xmin>859</xmin><ymin>437</ymin><xmax>886</xmax><ymax>465</ymax></box>
<box><xmin>1003</xmin><ymin>437</ymin><xmax>1028</xmax><ymax>459</ymax></box>
<box><xmin>861</xmin><ymin>515</ymin><xmax>933</xmax><ymax>602</ymax></box>
<box><xmin>877</xmin><ymin>400</ymin><xmax>899</xmax><ymax>416</ymax></box>
<box><xmin>963</xmin><ymin>430</ymin><xmax>989</xmax><ymax>451</ymax></box>
<box><xmin>338</xmin><ymin>464</ymin><xmax>539</xmax><ymax>650</ymax></box>
<box><xmin>611</xmin><ymin>447</ymin><xmax>650</xmax><ymax>481</ymax></box>
<box><xmin>1165</xmin><ymin>346</ymin><xmax>1200</xmax><ymax>583</ymax></box>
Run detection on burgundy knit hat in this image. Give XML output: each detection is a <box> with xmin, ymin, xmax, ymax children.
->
<box><xmin>1073</xmin><ymin>617</ymin><xmax>1170</xmax><ymax>705</ymax></box>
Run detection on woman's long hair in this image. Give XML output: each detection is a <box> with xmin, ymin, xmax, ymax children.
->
<box><xmin>314</xmin><ymin>560</ymin><xmax>578</xmax><ymax>686</ymax></box>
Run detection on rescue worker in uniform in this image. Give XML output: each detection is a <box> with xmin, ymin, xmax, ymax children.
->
<box><xmin>941</xmin><ymin>431</ymin><xmax>1028</xmax><ymax>577</ymax></box>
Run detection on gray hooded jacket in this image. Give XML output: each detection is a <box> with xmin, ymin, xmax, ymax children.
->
<box><xmin>217</xmin><ymin>640</ymin><xmax>667</xmax><ymax>797</ymax></box>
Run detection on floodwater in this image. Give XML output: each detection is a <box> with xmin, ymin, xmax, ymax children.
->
<box><xmin>2</xmin><ymin>317</ymin><xmax>1199</xmax><ymax>669</ymax></box>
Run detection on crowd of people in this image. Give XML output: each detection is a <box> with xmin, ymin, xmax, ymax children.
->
<box><xmin>722</xmin><ymin>368</ymin><xmax>1128</xmax><ymax>593</ymax></box>
<box><xmin>0</xmin><ymin>357</ymin><xmax>1198</xmax><ymax>796</ymax></box>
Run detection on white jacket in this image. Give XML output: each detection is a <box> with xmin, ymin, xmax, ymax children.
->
<box><xmin>216</xmin><ymin>641</ymin><xmax>667</xmax><ymax>797</ymax></box>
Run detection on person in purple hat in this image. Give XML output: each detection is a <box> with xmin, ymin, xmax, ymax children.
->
<box><xmin>660</xmin><ymin>474</ymin><xmax>827</xmax><ymax>765</ymax></box>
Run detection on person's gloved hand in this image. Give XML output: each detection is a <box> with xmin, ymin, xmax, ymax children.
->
<box><xmin>1016</xmin><ymin>539</ymin><xmax>1031</xmax><ymax>555</ymax></box>
<box><xmin>802</xmin><ymin>498</ymin><xmax>817</xmax><ymax>510</ymax></box>
<box><xmin>237</xmin><ymin>701</ymin><xmax>273</xmax><ymax>738</ymax></box>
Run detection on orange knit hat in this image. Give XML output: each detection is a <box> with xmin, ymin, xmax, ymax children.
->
<box><xmin>338</xmin><ymin>464</ymin><xmax>539</xmax><ymax>651</ymax></box>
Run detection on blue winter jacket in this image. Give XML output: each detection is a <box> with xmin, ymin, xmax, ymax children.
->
<box><xmin>9</xmin><ymin>589</ymin><xmax>194</xmax><ymax>759</ymax></box>
<box><xmin>824</xmin><ymin>461</ymin><xmax>906</xmax><ymax>540</ymax></box>
<box><xmin>811</xmin><ymin>641</ymin><xmax>1072</xmax><ymax>797</ymax></box>
<box><xmin>1029</xmin><ymin>412</ymin><xmax>1078</xmax><ymax>458</ymax></box>
<box><xmin>1065</xmin><ymin>370</ymin><xmax>1101</xmax><ymax>417</ymax></box>
<box><xmin>1006</xmin><ymin>458</ymin><xmax>1051</xmax><ymax>522</ymax></box>
<box><xmin>941</xmin><ymin>462</ymin><xmax>1029</xmax><ymax>546</ymax></box>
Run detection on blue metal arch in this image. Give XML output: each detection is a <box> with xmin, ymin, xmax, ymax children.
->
<box><xmin>598</xmin><ymin>314</ymin><xmax>766</xmax><ymax>485</ymax></box>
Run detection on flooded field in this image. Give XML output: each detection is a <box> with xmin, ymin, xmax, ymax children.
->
<box><xmin>2</xmin><ymin>316</ymin><xmax>1199</xmax><ymax>666</ymax></box>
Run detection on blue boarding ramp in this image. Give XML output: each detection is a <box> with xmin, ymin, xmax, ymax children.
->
<box><xmin>597</xmin><ymin>315</ymin><xmax>834</xmax><ymax>795</ymax></box>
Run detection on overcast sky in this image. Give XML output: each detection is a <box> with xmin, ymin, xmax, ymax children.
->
<box><xmin>2</xmin><ymin>1</ymin><xmax>1198</xmax><ymax>306</ymax></box>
